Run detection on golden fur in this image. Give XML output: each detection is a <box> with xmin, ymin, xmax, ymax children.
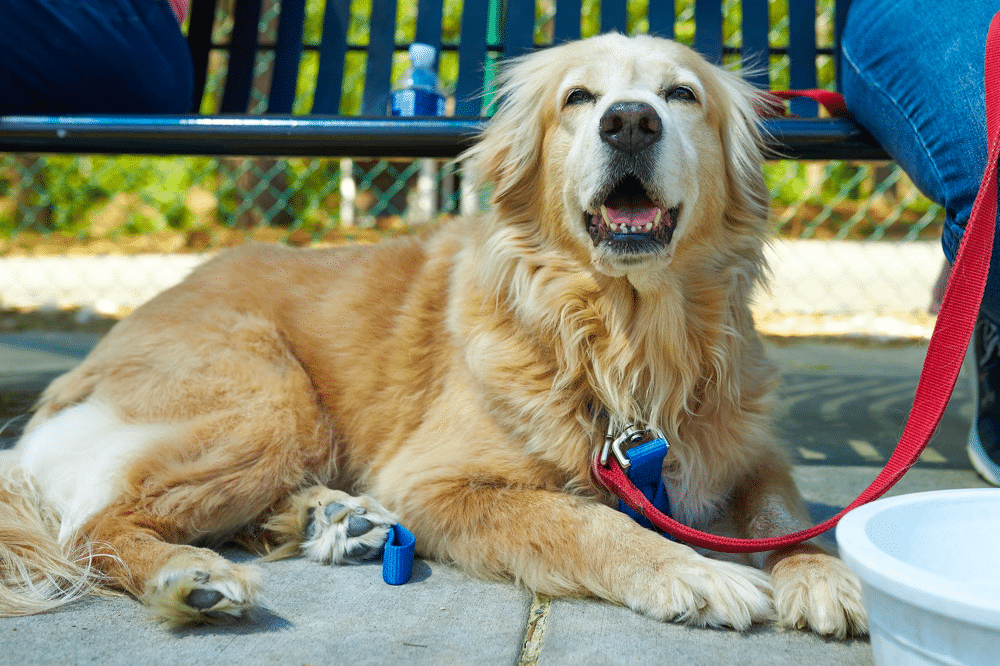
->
<box><xmin>0</xmin><ymin>34</ymin><xmax>865</xmax><ymax>636</ymax></box>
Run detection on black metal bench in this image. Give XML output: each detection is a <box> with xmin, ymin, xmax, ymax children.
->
<box><xmin>0</xmin><ymin>0</ymin><xmax>886</xmax><ymax>161</ymax></box>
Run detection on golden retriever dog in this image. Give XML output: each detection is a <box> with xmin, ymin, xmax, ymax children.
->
<box><xmin>0</xmin><ymin>33</ymin><xmax>866</xmax><ymax>637</ymax></box>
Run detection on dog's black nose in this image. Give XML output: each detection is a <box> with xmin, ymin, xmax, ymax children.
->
<box><xmin>599</xmin><ymin>102</ymin><xmax>662</xmax><ymax>153</ymax></box>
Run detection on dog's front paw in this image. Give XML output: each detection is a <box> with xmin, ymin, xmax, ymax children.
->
<box><xmin>301</xmin><ymin>490</ymin><xmax>396</xmax><ymax>565</ymax></box>
<box><xmin>627</xmin><ymin>557</ymin><xmax>775</xmax><ymax>630</ymax></box>
<box><xmin>771</xmin><ymin>552</ymin><xmax>868</xmax><ymax>638</ymax></box>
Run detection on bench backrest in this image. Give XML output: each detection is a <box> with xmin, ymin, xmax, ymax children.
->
<box><xmin>189</xmin><ymin>0</ymin><xmax>850</xmax><ymax>119</ymax></box>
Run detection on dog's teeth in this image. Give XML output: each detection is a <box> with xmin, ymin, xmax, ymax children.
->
<box><xmin>595</xmin><ymin>206</ymin><xmax>672</xmax><ymax>235</ymax></box>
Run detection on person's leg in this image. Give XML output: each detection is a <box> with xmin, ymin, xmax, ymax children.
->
<box><xmin>968</xmin><ymin>317</ymin><xmax>1000</xmax><ymax>484</ymax></box>
<box><xmin>841</xmin><ymin>0</ymin><xmax>1000</xmax><ymax>483</ymax></box>
<box><xmin>0</xmin><ymin>0</ymin><xmax>194</xmax><ymax>113</ymax></box>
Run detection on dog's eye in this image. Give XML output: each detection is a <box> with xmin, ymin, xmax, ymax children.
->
<box><xmin>565</xmin><ymin>88</ymin><xmax>595</xmax><ymax>106</ymax></box>
<box><xmin>665</xmin><ymin>86</ymin><xmax>698</xmax><ymax>103</ymax></box>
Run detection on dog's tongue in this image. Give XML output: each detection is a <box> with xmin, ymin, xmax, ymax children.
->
<box><xmin>603</xmin><ymin>205</ymin><xmax>661</xmax><ymax>228</ymax></box>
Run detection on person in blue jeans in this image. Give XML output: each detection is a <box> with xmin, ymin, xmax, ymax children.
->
<box><xmin>840</xmin><ymin>0</ymin><xmax>1000</xmax><ymax>484</ymax></box>
<box><xmin>0</xmin><ymin>0</ymin><xmax>193</xmax><ymax>113</ymax></box>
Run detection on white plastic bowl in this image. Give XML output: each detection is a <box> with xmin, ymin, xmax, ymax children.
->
<box><xmin>836</xmin><ymin>488</ymin><xmax>1000</xmax><ymax>666</ymax></box>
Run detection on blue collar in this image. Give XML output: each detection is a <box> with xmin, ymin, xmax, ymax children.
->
<box><xmin>602</xmin><ymin>424</ymin><xmax>674</xmax><ymax>536</ymax></box>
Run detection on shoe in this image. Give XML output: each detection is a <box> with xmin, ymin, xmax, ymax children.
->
<box><xmin>967</xmin><ymin>317</ymin><xmax>1000</xmax><ymax>486</ymax></box>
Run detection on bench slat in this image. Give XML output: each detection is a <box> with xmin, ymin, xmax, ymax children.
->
<box><xmin>694</xmin><ymin>0</ymin><xmax>723</xmax><ymax>63</ymax></box>
<box><xmin>833</xmin><ymin>0</ymin><xmax>850</xmax><ymax>90</ymax></box>
<box><xmin>742</xmin><ymin>0</ymin><xmax>771</xmax><ymax>90</ymax></box>
<box><xmin>504</xmin><ymin>0</ymin><xmax>537</xmax><ymax>60</ymax></box>
<box><xmin>361</xmin><ymin>0</ymin><xmax>399</xmax><ymax>116</ymax></box>
<box><xmin>788</xmin><ymin>0</ymin><xmax>819</xmax><ymax>116</ymax></box>
<box><xmin>415</xmin><ymin>0</ymin><xmax>445</xmax><ymax>53</ymax></box>
<box><xmin>186</xmin><ymin>0</ymin><xmax>217</xmax><ymax>111</ymax></box>
<box><xmin>601</xmin><ymin>0</ymin><xmax>628</xmax><ymax>34</ymax></box>
<box><xmin>554</xmin><ymin>0</ymin><xmax>582</xmax><ymax>42</ymax></box>
<box><xmin>268</xmin><ymin>0</ymin><xmax>306</xmax><ymax>114</ymax></box>
<box><xmin>454</xmin><ymin>1</ymin><xmax>492</xmax><ymax>117</ymax></box>
<box><xmin>648</xmin><ymin>2</ymin><xmax>675</xmax><ymax>39</ymax></box>
<box><xmin>312</xmin><ymin>0</ymin><xmax>352</xmax><ymax>114</ymax></box>
<box><xmin>220</xmin><ymin>0</ymin><xmax>263</xmax><ymax>113</ymax></box>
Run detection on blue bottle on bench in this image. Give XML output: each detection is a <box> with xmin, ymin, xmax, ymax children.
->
<box><xmin>390</xmin><ymin>43</ymin><xmax>446</xmax><ymax>117</ymax></box>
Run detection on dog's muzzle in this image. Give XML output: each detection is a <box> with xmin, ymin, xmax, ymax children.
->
<box><xmin>586</xmin><ymin>101</ymin><xmax>679</xmax><ymax>253</ymax></box>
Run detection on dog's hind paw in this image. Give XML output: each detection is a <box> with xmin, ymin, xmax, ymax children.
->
<box><xmin>143</xmin><ymin>549</ymin><xmax>262</xmax><ymax>627</ymax></box>
<box><xmin>299</xmin><ymin>489</ymin><xmax>396</xmax><ymax>565</ymax></box>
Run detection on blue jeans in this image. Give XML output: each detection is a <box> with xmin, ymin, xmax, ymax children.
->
<box><xmin>0</xmin><ymin>0</ymin><xmax>193</xmax><ymax>113</ymax></box>
<box><xmin>840</xmin><ymin>0</ymin><xmax>1000</xmax><ymax>326</ymax></box>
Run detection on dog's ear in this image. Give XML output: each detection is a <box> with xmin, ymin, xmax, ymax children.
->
<box><xmin>701</xmin><ymin>66</ymin><xmax>772</xmax><ymax>235</ymax></box>
<box><xmin>460</xmin><ymin>48</ymin><xmax>566</xmax><ymax>213</ymax></box>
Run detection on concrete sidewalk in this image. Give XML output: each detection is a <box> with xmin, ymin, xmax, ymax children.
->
<box><xmin>0</xmin><ymin>333</ymin><xmax>991</xmax><ymax>665</ymax></box>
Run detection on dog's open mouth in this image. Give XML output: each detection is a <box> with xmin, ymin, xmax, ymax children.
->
<box><xmin>585</xmin><ymin>174</ymin><xmax>680</xmax><ymax>252</ymax></box>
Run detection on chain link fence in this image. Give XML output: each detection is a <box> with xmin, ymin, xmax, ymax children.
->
<box><xmin>0</xmin><ymin>0</ymin><xmax>947</xmax><ymax>334</ymax></box>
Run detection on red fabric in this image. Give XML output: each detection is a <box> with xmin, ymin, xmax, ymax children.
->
<box><xmin>594</xmin><ymin>11</ymin><xmax>1000</xmax><ymax>553</ymax></box>
<box><xmin>766</xmin><ymin>89</ymin><xmax>852</xmax><ymax>118</ymax></box>
<box><xmin>168</xmin><ymin>0</ymin><xmax>190</xmax><ymax>23</ymax></box>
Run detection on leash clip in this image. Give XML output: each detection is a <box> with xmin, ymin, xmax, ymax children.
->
<box><xmin>598</xmin><ymin>423</ymin><xmax>667</xmax><ymax>471</ymax></box>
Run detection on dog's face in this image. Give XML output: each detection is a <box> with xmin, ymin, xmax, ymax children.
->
<box><xmin>467</xmin><ymin>34</ymin><xmax>770</xmax><ymax>280</ymax></box>
<box><xmin>556</xmin><ymin>40</ymin><xmax>724</xmax><ymax>275</ymax></box>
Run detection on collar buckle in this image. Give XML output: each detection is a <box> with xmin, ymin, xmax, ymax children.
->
<box><xmin>598</xmin><ymin>423</ymin><xmax>667</xmax><ymax>471</ymax></box>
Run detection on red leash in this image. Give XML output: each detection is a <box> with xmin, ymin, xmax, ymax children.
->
<box><xmin>593</xmin><ymin>12</ymin><xmax>1000</xmax><ymax>554</ymax></box>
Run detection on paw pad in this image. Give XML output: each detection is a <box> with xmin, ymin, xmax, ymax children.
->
<box><xmin>302</xmin><ymin>494</ymin><xmax>395</xmax><ymax>565</ymax></box>
<box><xmin>347</xmin><ymin>515</ymin><xmax>374</xmax><ymax>537</ymax></box>
<box><xmin>143</xmin><ymin>558</ymin><xmax>262</xmax><ymax>627</ymax></box>
<box><xmin>186</xmin><ymin>588</ymin><xmax>225</xmax><ymax>610</ymax></box>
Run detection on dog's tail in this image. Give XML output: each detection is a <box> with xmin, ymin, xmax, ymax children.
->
<box><xmin>0</xmin><ymin>453</ymin><xmax>111</xmax><ymax>616</ymax></box>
